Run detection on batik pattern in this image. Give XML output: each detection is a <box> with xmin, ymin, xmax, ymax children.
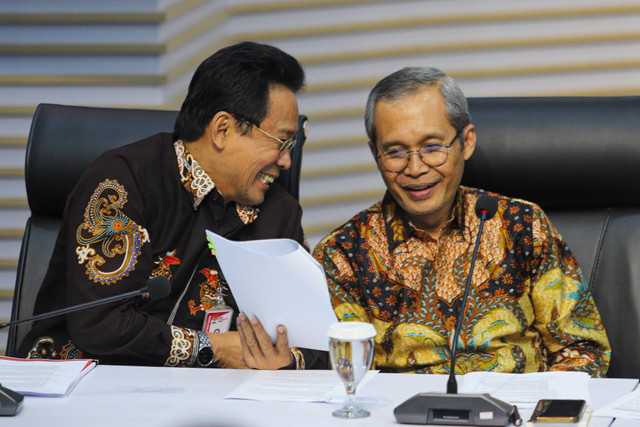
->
<box><xmin>174</xmin><ymin>140</ymin><xmax>259</xmax><ymax>224</ymax></box>
<box><xmin>313</xmin><ymin>187</ymin><xmax>611</xmax><ymax>377</ymax></box>
<box><xmin>175</xmin><ymin>140</ymin><xmax>215</xmax><ymax>209</ymax></box>
<box><xmin>76</xmin><ymin>179</ymin><xmax>149</xmax><ymax>285</ymax></box>
<box><xmin>165</xmin><ymin>325</ymin><xmax>197</xmax><ymax>367</ymax></box>
<box><xmin>189</xmin><ymin>268</ymin><xmax>221</xmax><ymax>315</ymax></box>
<box><xmin>26</xmin><ymin>337</ymin><xmax>84</xmax><ymax>360</ymax></box>
<box><xmin>150</xmin><ymin>250</ymin><xmax>181</xmax><ymax>281</ymax></box>
<box><xmin>236</xmin><ymin>204</ymin><xmax>260</xmax><ymax>225</ymax></box>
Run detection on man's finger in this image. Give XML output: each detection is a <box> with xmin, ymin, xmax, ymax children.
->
<box><xmin>274</xmin><ymin>325</ymin><xmax>290</xmax><ymax>356</ymax></box>
<box><xmin>237</xmin><ymin>313</ymin><xmax>260</xmax><ymax>362</ymax></box>
<box><xmin>249</xmin><ymin>316</ymin><xmax>276</xmax><ymax>355</ymax></box>
<box><xmin>236</xmin><ymin>313</ymin><xmax>248</xmax><ymax>345</ymax></box>
<box><xmin>236</xmin><ymin>314</ymin><xmax>293</xmax><ymax>369</ymax></box>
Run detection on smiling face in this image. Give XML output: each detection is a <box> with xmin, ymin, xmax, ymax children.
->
<box><xmin>213</xmin><ymin>84</ymin><xmax>299</xmax><ymax>206</ymax></box>
<box><xmin>370</xmin><ymin>85</ymin><xmax>476</xmax><ymax>234</ymax></box>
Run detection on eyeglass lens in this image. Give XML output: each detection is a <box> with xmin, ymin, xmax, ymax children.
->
<box><xmin>381</xmin><ymin>146</ymin><xmax>448</xmax><ymax>172</ymax></box>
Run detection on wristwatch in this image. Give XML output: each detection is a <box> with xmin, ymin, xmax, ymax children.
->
<box><xmin>196</xmin><ymin>331</ymin><xmax>215</xmax><ymax>367</ymax></box>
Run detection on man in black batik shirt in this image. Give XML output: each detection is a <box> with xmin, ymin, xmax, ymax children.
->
<box><xmin>18</xmin><ymin>42</ymin><xmax>327</xmax><ymax>370</ymax></box>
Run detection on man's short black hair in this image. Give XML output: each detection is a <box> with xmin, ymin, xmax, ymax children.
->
<box><xmin>174</xmin><ymin>41</ymin><xmax>305</xmax><ymax>141</ymax></box>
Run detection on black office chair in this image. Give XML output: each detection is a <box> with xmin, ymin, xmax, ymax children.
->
<box><xmin>7</xmin><ymin>103</ymin><xmax>308</xmax><ymax>356</ymax></box>
<box><xmin>462</xmin><ymin>96</ymin><xmax>640</xmax><ymax>378</ymax></box>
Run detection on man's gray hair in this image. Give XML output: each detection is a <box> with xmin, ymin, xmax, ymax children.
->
<box><xmin>364</xmin><ymin>67</ymin><xmax>470</xmax><ymax>144</ymax></box>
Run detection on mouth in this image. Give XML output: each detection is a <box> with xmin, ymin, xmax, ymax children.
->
<box><xmin>257</xmin><ymin>172</ymin><xmax>275</xmax><ymax>186</ymax></box>
<box><xmin>403</xmin><ymin>181</ymin><xmax>438</xmax><ymax>197</ymax></box>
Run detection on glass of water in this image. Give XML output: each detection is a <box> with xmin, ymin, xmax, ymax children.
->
<box><xmin>328</xmin><ymin>321</ymin><xmax>376</xmax><ymax>419</ymax></box>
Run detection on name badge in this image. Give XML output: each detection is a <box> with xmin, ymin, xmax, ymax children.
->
<box><xmin>202</xmin><ymin>307</ymin><xmax>234</xmax><ymax>334</ymax></box>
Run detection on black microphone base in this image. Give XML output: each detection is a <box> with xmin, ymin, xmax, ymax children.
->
<box><xmin>0</xmin><ymin>383</ymin><xmax>23</xmax><ymax>416</ymax></box>
<box><xmin>394</xmin><ymin>392</ymin><xmax>521</xmax><ymax>426</ymax></box>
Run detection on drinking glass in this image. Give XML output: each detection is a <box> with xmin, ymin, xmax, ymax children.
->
<box><xmin>328</xmin><ymin>321</ymin><xmax>376</xmax><ymax>419</ymax></box>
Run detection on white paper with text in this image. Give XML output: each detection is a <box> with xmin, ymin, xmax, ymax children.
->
<box><xmin>593</xmin><ymin>386</ymin><xmax>640</xmax><ymax>420</ymax></box>
<box><xmin>0</xmin><ymin>356</ymin><xmax>97</xmax><ymax>397</ymax></box>
<box><xmin>225</xmin><ymin>370</ymin><xmax>378</xmax><ymax>402</ymax></box>
<box><xmin>461</xmin><ymin>371</ymin><xmax>591</xmax><ymax>407</ymax></box>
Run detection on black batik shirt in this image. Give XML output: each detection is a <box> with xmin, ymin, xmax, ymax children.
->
<box><xmin>18</xmin><ymin>133</ymin><xmax>327</xmax><ymax>369</ymax></box>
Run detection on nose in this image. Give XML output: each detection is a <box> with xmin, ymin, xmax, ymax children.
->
<box><xmin>403</xmin><ymin>150</ymin><xmax>430</xmax><ymax>176</ymax></box>
<box><xmin>277</xmin><ymin>148</ymin><xmax>292</xmax><ymax>170</ymax></box>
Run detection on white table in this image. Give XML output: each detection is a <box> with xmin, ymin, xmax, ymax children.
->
<box><xmin>4</xmin><ymin>366</ymin><xmax>638</xmax><ymax>426</ymax></box>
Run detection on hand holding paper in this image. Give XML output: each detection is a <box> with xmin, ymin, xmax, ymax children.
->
<box><xmin>206</xmin><ymin>230</ymin><xmax>337</xmax><ymax>350</ymax></box>
<box><xmin>236</xmin><ymin>313</ymin><xmax>294</xmax><ymax>369</ymax></box>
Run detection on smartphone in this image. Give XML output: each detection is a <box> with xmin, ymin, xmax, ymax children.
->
<box><xmin>529</xmin><ymin>399</ymin><xmax>587</xmax><ymax>423</ymax></box>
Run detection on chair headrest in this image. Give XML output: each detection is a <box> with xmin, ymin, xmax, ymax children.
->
<box><xmin>26</xmin><ymin>104</ymin><xmax>179</xmax><ymax>217</ymax></box>
<box><xmin>461</xmin><ymin>96</ymin><xmax>640</xmax><ymax>210</ymax></box>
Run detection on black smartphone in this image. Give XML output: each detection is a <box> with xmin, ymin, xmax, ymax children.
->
<box><xmin>529</xmin><ymin>399</ymin><xmax>587</xmax><ymax>423</ymax></box>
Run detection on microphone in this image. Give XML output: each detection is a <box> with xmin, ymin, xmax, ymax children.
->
<box><xmin>447</xmin><ymin>195</ymin><xmax>498</xmax><ymax>394</ymax></box>
<box><xmin>0</xmin><ymin>276</ymin><xmax>171</xmax><ymax>416</ymax></box>
<box><xmin>394</xmin><ymin>195</ymin><xmax>522</xmax><ymax>426</ymax></box>
<box><xmin>0</xmin><ymin>276</ymin><xmax>171</xmax><ymax>329</ymax></box>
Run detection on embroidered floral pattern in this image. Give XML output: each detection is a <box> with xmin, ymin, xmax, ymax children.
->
<box><xmin>165</xmin><ymin>325</ymin><xmax>197</xmax><ymax>367</ymax></box>
<box><xmin>236</xmin><ymin>204</ymin><xmax>259</xmax><ymax>225</ymax></box>
<box><xmin>26</xmin><ymin>337</ymin><xmax>85</xmax><ymax>360</ymax></box>
<box><xmin>174</xmin><ymin>140</ymin><xmax>260</xmax><ymax>225</ymax></box>
<box><xmin>174</xmin><ymin>140</ymin><xmax>215</xmax><ymax>208</ymax></box>
<box><xmin>75</xmin><ymin>179</ymin><xmax>149</xmax><ymax>285</ymax></box>
<box><xmin>150</xmin><ymin>249</ymin><xmax>181</xmax><ymax>281</ymax></box>
<box><xmin>188</xmin><ymin>268</ymin><xmax>221</xmax><ymax>315</ymax></box>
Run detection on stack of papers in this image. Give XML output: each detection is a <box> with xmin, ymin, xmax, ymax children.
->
<box><xmin>0</xmin><ymin>356</ymin><xmax>97</xmax><ymax>397</ymax></box>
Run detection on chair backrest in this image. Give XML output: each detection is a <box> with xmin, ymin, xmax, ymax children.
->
<box><xmin>462</xmin><ymin>96</ymin><xmax>640</xmax><ymax>378</ymax></box>
<box><xmin>7</xmin><ymin>103</ymin><xmax>307</xmax><ymax>356</ymax></box>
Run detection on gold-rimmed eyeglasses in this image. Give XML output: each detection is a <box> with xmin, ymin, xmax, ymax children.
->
<box><xmin>233</xmin><ymin>114</ymin><xmax>297</xmax><ymax>152</ymax></box>
<box><xmin>375</xmin><ymin>129</ymin><xmax>463</xmax><ymax>173</ymax></box>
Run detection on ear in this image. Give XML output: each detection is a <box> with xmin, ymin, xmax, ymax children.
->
<box><xmin>368</xmin><ymin>140</ymin><xmax>384</xmax><ymax>172</ymax></box>
<box><xmin>461</xmin><ymin>124</ymin><xmax>476</xmax><ymax>161</ymax></box>
<box><xmin>367</xmin><ymin>140</ymin><xmax>378</xmax><ymax>158</ymax></box>
<box><xmin>207</xmin><ymin>111</ymin><xmax>235</xmax><ymax>151</ymax></box>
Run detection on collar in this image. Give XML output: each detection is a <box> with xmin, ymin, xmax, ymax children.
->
<box><xmin>382</xmin><ymin>187</ymin><xmax>468</xmax><ymax>251</ymax></box>
<box><xmin>173</xmin><ymin>140</ymin><xmax>259</xmax><ymax>225</ymax></box>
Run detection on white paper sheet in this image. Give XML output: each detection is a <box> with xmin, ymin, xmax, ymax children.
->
<box><xmin>224</xmin><ymin>370</ymin><xmax>378</xmax><ymax>402</ymax></box>
<box><xmin>206</xmin><ymin>230</ymin><xmax>338</xmax><ymax>350</ymax></box>
<box><xmin>594</xmin><ymin>386</ymin><xmax>640</xmax><ymax>420</ymax></box>
<box><xmin>0</xmin><ymin>356</ymin><xmax>97</xmax><ymax>397</ymax></box>
<box><xmin>461</xmin><ymin>371</ymin><xmax>591</xmax><ymax>408</ymax></box>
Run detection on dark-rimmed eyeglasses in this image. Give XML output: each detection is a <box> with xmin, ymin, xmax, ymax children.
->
<box><xmin>375</xmin><ymin>129</ymin><xmax>463</xmax><ymax>173</ymax></box>
<box><xmin>233</xmin><ymin>115</ymin><xmax>297</xmax><ymax>153</ymax></box>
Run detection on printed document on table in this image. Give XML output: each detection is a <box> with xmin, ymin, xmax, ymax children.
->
<box><xmin>0</xmin><ymin>356</ymin><xmax>97</xmax><ymax>397</ymax></box>
<box><xmin>461</xmin><ymin>371</ymin><xmax>591</xmax><ymax>407</ymax></box>
<box><xmin>594</xmin><ymin>386</ymin><xmax>640</xmax><ymax>420</ymax></box>
<box><xmin>225</xmin><ymin>370</ymin><xmax>378</xmax><ymax>402</ymax></box>
<box><xmin>206</xmin><ymin>230</ymin><xmax>338</xmax><ymax>350</ymax></box>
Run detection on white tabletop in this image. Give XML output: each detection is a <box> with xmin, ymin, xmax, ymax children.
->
<box><xmin>3</xmin><ymin>366</ymin><xmax>637</xmax><ymax>426</ymax></box>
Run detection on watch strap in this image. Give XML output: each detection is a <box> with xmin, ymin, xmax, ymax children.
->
<box><xmin>196</xmin><ymin>331</ymin><xmax>215</xmax><ymax>367</ymax></box>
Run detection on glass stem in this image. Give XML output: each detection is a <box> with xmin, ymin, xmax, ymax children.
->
<box><xmin>343</xmin><ymin>384</ymin><xmax>357</xmax><ymax>412</ymax></box>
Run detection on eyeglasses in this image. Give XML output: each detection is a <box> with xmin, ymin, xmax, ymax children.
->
<box><xmin>233</xmin><ymin>115</ymin><xmax>297</xmax><ymax>153</ymax></box>
<box><xmin>375</xmin><ymin>129</ymin><xmax>463</xmax><ymax>173</ymax></box>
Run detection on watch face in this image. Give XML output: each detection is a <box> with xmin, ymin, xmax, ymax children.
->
<box><xmin>198</xmin><ymin>347</ymin><xmax>214</xmax><ymax>367</ymax></box>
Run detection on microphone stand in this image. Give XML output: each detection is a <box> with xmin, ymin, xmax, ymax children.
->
<box><xmin>0</xmin><ymin>288</ymin><xmax>149</xmax><ymax>329</ymax></box>
<box><xmin>0</xmin><ymin>276</ymin><xmax>170</xmax><ymax>330</ymax></box>
<box><xmin>446</xmin><ymin>207</ymin><xmax>490</xmax><ymax>394</ymax></box>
